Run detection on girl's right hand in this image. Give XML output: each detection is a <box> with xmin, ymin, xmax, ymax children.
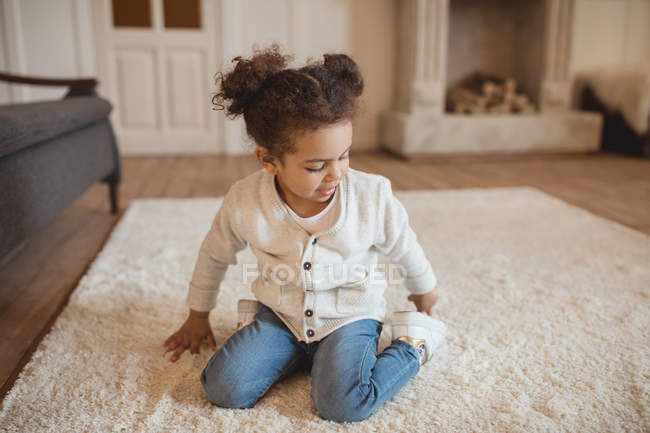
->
<box><xmin>163</xmin><ymin>310</ymin><xmax>217</xmax><ymax>362</ymax></box>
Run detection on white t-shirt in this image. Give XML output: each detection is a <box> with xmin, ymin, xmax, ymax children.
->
<box><xmin>282</xmin><ymin>186</ymin><xmax>342</xmax><ymax>235</ymax></box>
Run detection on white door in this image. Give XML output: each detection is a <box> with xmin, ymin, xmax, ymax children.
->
<box><xmin>92</xmin><ymin>0</ymin><xmax>223</xmax><ymax>155</ymax></box>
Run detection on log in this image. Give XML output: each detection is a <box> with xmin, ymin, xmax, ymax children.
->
<box><xmin>450</xmin><ymin>87</ymin><xmax>482</xmax><ymax>104</ymax></box>
<box><xmin>469</xmin><ymin>104</ymin><xmax>487</xmax><ymax>114</ymax></box>
<box><xmin>512</xmin><ymin>94</ymin><xmax>531</xmax><ymax>111</ymax></box>
<box><xmin>488</xmin><ymin>103</ymin><xmax>511</xmax><ymax>114</ymax></box>
<box><xmin>518</xmin><ymin>103</ymin><xmax>536</xmax><ymax>114</ymax></box>
<box><xmin>454</xmin><ymin>102</ymin><xmax>469</xmax><ymax>114</ymax></box>
<box><xmin>482</xmin><ymin>81</ymin><xmax>497</xmax><ymax>98</ymax></box>
<box><xmin>447</xmin><ymin>72</ymin><xmax>535</xmax><ymax>115</ymax></box>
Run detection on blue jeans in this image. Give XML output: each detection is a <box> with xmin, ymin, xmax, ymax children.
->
<box><xmin>201</xmin><ymin>304</ymin><xmax>421</xmax><ymax>422</ymax></box>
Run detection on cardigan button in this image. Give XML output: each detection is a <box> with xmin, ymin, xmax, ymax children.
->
<box><xmin>303</xmin><ymin>262</ymin><xmax>312</xmax><ymax>270</ymax></box>
<box><xmin>306</xmin><ymin>329</ymin><xmax>315</xmax><ymax>338</ymax></box>
<box><xmin>305</xmin><ymin>309</ymin><xmax>313</xmax><ymax>317</ymax></box>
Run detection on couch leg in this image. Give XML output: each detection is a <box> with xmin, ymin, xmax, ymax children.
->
<box><xmin>109</xmin><ymin>182</ymin><xmax>119</xmax><ymax>214</ymax></box>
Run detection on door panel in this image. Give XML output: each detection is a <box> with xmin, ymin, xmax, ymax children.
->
<box><xmin>166</xmin><ymin>49</ymin><xmax>206</xmax><ymax>129</ymax></box>
<box><xmin>93</xmin><ymin>0</ymin><xmax>222</xmax><ymax>155</ymax></box>
<box><xmin>115</xmin><ymin>48</ymin><xmax>158</xmax><ymax>129</ymax></box>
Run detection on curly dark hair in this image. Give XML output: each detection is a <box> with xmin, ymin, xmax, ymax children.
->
<box><xmin>212</xmin><ymin>43</ymin><xmax>364</xmax><ymax>160</ymax></box>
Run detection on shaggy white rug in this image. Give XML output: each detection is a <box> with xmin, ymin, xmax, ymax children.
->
<box><xmin>1</xmin><ymin>187</ymin><xmax>648</xmax><ymax>432</ymax></box>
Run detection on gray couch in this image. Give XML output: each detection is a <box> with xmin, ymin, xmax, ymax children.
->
<box><xmin>0</xmin><ymin>73</ymin><xmax>122</xmax><ymax>264</ymax></box>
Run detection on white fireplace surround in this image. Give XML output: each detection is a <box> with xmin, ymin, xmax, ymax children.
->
<box><xmin>381</xmin><ymin>0</ymin><xmax>603</xmax><ymax>158</ymax></box>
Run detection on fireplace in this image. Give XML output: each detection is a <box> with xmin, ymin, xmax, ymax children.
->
<box><xmin>447</xmin><ymin>0</ymin><xmax>544</xmax><ymax>114</ymax></box>
<box><xmin>381</xmin><ymin>0</ymin><xmax>602</xmax><ymax>157</ymax></box>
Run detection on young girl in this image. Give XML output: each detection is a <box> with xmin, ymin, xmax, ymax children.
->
<box><xmin>163</xmin><ymin>44</ymin><xmax>447</xmax><ymax>423</ymax></box>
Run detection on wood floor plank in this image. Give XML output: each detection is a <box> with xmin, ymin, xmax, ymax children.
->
<box><xmin>119</xmin><ymin>157</ymin><xmax>165</xmax><ymax>207</ymax></box>
<box><xmin>0</xmin><ymin>211</ymin><xmax>117</xmax><ymax>394</ymax></box>
<box><xmin>164</xmin><ymin>157</ymin><xmax>194</xmax><ymax>198</ymax></box>
<box><xmin>138</xmin><ymin>157</ymin><xmax>176</xmax><ymax>198</ymax></box>
<box><xmin>0</xmin><ymin>208</ymin><xmax>94</xmax><ymax>314</ymax></box>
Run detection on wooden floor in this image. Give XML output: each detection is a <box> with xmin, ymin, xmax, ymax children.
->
<box><xmin>1</xmin><ymin>151</ymin><xmax>649</xmax><ymax>401</ymax></box>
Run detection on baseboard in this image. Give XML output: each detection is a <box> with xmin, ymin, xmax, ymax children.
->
<box><xmin>380</xmin><ymin>147</ymin><xmax>600</xmax><ymax>164</ymax></box>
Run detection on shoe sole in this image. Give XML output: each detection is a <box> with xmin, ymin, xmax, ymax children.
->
<box><xmin>391</xmin><ymin>311</ymin><xmax>447</xmax><ymax>336</ymax></box>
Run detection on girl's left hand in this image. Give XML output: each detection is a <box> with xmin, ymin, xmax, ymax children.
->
<box><xmin>407</xmin><ymin>291</ymin><xmax>439</xmax><ymax>316</ymax></box>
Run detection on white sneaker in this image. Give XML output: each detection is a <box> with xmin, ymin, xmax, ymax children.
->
<box><xmin>391</xmin><ymin>311</ymin><xmax>447</xmax><ymax>365</ymax></box>
<box><xmin>237</xmin><ymin>299</ymin><xmax>259</xmax><ymax>329</ymax></box>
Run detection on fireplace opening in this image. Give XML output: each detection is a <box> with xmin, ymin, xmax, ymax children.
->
<box><xmin>446</xmin><ymin>0</ymin><xmax>545</xmax><ymax>115</ymax></box>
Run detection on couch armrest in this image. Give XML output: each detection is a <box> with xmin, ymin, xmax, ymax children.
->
<box><xmin>0</xmin><ymin>71</ymin><xmax>97</xmax><ymax>89</ymax></box>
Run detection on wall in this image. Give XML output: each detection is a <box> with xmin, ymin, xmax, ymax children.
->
<box><xmin>0</xmin><ymin>0</ymin><xmax>394</xmax><ymax>153</ymax></box>
<box><xmin>571</xmin><ymin>0</ymin><xmax>650</xmax><ymax>73</ymax></box>
<box><xmin>0</xmin><ymin>1</ymin><xmax>7</xmax><ymax>103</ymax></box>
<box><xmin>0</xmin><ymin>0</ymin><xmax>95</xmax><ymax>103</ymax></box>
<box><xmin>219</xmin><ymin>0</ymin><xmax>395</xmax><ymax>152</ymax></box>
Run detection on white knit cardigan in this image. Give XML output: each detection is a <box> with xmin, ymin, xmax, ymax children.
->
<box><xmin>187</xmin><ymin>167</ymin><xmax>436</xmax><ymax>342</ymax></box>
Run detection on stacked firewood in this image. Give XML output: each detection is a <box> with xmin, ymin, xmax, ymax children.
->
<box><xmin>447</xmin><ymin>72</ymin><xmax>536</xmax><ymax>114</ymax></box>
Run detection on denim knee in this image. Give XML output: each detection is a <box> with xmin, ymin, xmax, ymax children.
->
<box><xmin>311</xmin><ymin>384</ymin><xmax>373</xmax><ymax>423</ymax></box>
<box><xmin>201</xmin><ymin>362</ymin><xmax>257</xmax><ymax>409</ymax></box>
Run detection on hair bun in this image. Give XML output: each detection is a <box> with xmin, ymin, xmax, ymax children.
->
<box><xmin>214</xmin><ymin>43</ymin><xmax>293</xmax><ymax>116</ymax></box>
<box><xmin>322</xmin><ymin>54</ymin><xmax>364</xmax><ymax>97</ymax></box>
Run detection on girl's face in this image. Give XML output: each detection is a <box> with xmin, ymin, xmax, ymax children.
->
<box><xmin>255</xmin><ymin>120</ymin><xmax>352</xmax><ymax>217</ymax></box>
